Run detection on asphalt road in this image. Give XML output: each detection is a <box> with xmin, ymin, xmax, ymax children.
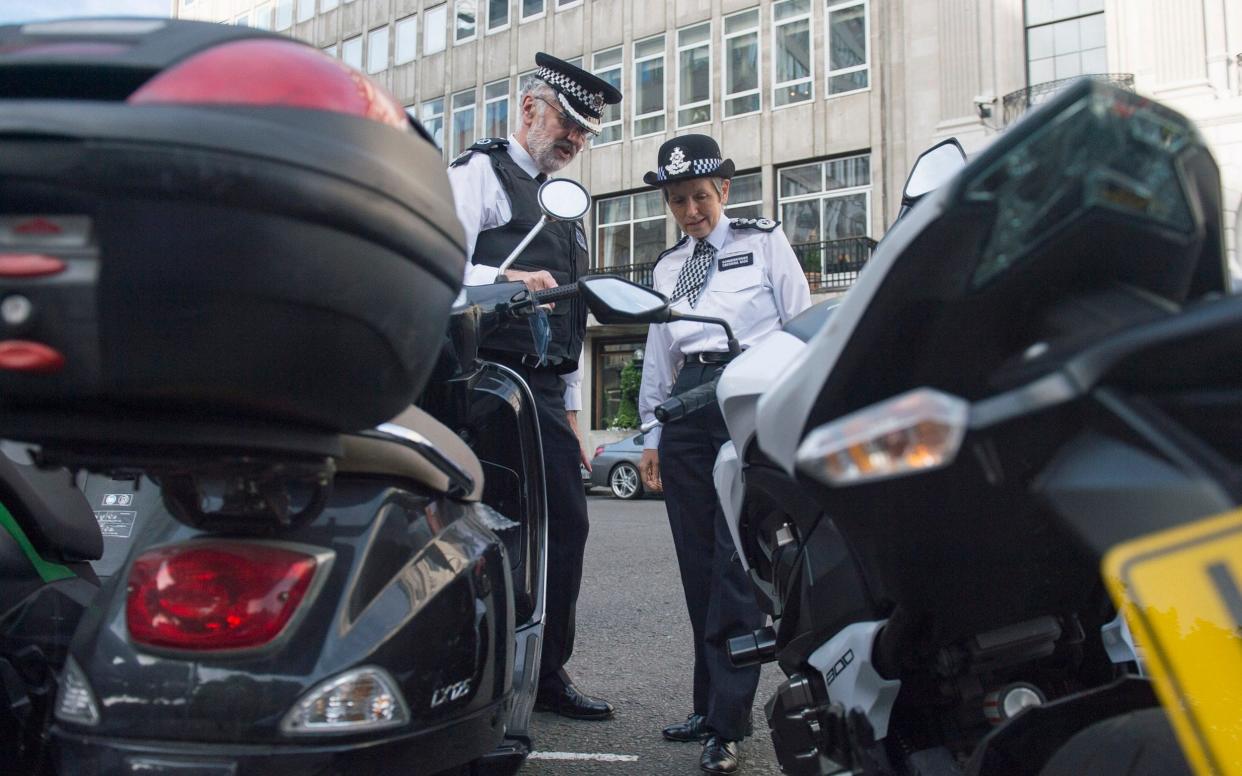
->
<box><xmin>520</xmin><ymin>493</ymin><xmax>790</xmax><ymax>775</ymax></box>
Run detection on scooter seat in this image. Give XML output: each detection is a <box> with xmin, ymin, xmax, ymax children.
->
<box><xmin>338</xmin><ymin>405</ymin><xmax>483</xmax><ymax>501</ymax></box>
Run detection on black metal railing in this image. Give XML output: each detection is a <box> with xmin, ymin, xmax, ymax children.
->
<box><xmin>1002</xmin><ymin>73</ymin><xmax>1135</xmax><ymax>126</ymax></box>
<box><xmin>592</xmin><ymin>260</ymin><xmax>659</xmax><ymax>288</ymax></box>
<box><xmin>792</xmin><ymin>236</ymin><xmax>877</xmax><ymax>292</ymax></box>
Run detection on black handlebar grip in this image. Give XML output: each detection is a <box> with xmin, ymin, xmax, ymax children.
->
<box><xmin>654</xmin><ymin>375</ymin><xmax>721</xmax><ymax>423</ymax></box>
<box><xmin>531</xmin><ymin>283</ymin><xmax>581</xmax><ymax>304</ymax></box>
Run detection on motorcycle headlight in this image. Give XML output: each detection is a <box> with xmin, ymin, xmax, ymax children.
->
<box><xmin>796</xmin><ymin>388</ymin><xmax>968</xmax><ymax>486</ymax></box>
<box><xmin>281</xmin><ymin>666</ymin><xmax>409</xmax><ymax>735</ymax></box>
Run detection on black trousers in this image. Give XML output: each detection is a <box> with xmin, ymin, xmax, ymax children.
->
<box><xmin>658</xmin><ymin>363</ymin><xmax>765</xmax><ymax>740</ymax></box>
<box><xmin>507</xmin><ymin>363</ymin><xmax>591</xmax><ymax>691</ymax></box>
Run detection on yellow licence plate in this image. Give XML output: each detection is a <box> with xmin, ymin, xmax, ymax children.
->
<box><xmin>1103</xmin><ymin>509</ymin><xmax>1242</xmax><ymax>776</ymax></box>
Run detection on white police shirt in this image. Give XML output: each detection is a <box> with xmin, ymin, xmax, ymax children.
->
<box><xmin>638</xmin><ymin>216</ymin><xmax>811</xmax><ymax>449</ymax></box>
<box><xmin>446</xmin><ymin>133</ymin><xmax>582</xmax><ymax>410</ymax></box>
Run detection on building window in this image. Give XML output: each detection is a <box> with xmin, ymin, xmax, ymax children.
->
<box><xmin>252</xmin><ymin>3</ymin><xmax>272</xmax><ymax>28</ymax></box>
<box><xmin>777</xmin><ymin>154</ymin><xmax>870</xmax><ymax>275</ymax></box>
<box><xmin>521</xmin><ymin>0</ymin><xmax>545</xmax><ymax>22</ymax></box>
<box><xmin>395</xmin><ymin>15</ymin><xmax>417</xmax><ymax>64</ymax></box>
<box><xmin>1025</xmin><ymin>0</ymin><xmax>1105</xmax><ymax>85</ymax></box>
<box><xmin>296</xmin><ymin>0</ymin><xmax>314</xmax><ymax>23</ymax></box>
<box><xmin>826</xmin><ymin>0</ymin><xmax>868</xmax><ymax>95</ymax></box>
<box><xmin>592</xmin><ymin>47</ymin><xmax>623</xmax><ymax>146</ymax></box>
<box><xmin>557</xmin><ymin>0</ymin><xmax>582</xmax><ymax>9</ymax></box>
<box><xmin>342</xmin><ymin>34</ymin><xmax>363</xmax><ymax>70</ymax></box>
<box><xmin>677</xmin><ymin>22</ymin><xmax>711</xmax><ymax>128</ymax></box>
<box><xmin>424</xmin><ymin>4</ymin><xmax>447</xmax><ymax>55</ymax></box>
<box><xmin>456</xmin><ymin>0</ymin><xmax>477</xmax><ymax>42</ymax></box>
<box><xmin>726</xmin><ymin>172</ymin><xmax>764</xmax><ymax>220</ymax></box>
<box><xmin>772</xmin><ymin>0</ymin><xmax>812</xmax><ymax>107</ymax></box>
<box><xmin>595</xmin><ymin>190</ymin><xmax>667</xmax><ymax>270</ymax></box>
<box><xmin>421</xmin><ymin>98</ymin><xmax>445</xmax><ymax>151</ymax></box>
<box><xmin>487</xmin><ymin>0</ymin><xmax>509</xmax><ymax>31</ymax></box>
<box><xmin>367</xmin><ymin>26</ymin><xmax>389</xmax><ymax>74</ymax></box>
<box><xmin>723</xmin><ymin>8</ymin><xmax>760</xmax><ymax>117</ymax></box>
<box><xmin>633</xmin><ymin>34</ymin><xmax>666</xmax><ymax>138</ymax></box>
<box><xmin>450</xmin><ymin>89</ymin><xmax>477</xmax><ymax>159</ymax></box>
<box><xmin>323</xmin><ymin>43</ymin><xmax>338</xmax><ymax>58</ymax></box>
<box><xmin>274</xmin><ymin>0</ymin><xmax>293</xmax><ymax>30</ymax></box>
<box><xmin>592</xmin><ymin>339</ymin><xmax>646</xmax><ymax>430</ymax></box>
<box><xmin>322</xmin><ymin>0</ymin><xmax>338</xmax><ymax>11</ymax></box>
<box><xmin>234</xmin><ymin>12</ymin><xmax>250</xmax><ymax>25</ymax></box>
<box><xmin>484</xmin><ymin>80</ymin><xmax>509</xmax><ymax>139</ymax></box>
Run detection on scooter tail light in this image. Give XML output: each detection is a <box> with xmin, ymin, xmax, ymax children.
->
<box><xmin>126</xmin><ymin>38</ymin><xmax>410</xmax><ymax>130</ymax></box>
<box><xmin>281</xmin><ymin>666</ymin><xmax>410</xmax><ymax>735</ymax></box>
<box><xmin>54</xmin><ymin>656</ymin><xmax>100</xmax><ymax>726</ymax></box>
<box><xmin>796</xmin><ymin>388</ymin><xmax>969</xmax><ymax>486</ymax></box>
<box><xmin>126</xmin><ymin>541</ymin><xmax>327</xmax><ymax>652</ymax></box>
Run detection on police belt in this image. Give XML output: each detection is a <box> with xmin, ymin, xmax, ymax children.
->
<box><xmin>684</xmin><ymin>351</ymin><xmax>736</xmax><ymax>365</ymax></box>
<box><xmin>482</xmin><ymin>350</ymin><xmax>565</xmax><ymax>370</ymax></box>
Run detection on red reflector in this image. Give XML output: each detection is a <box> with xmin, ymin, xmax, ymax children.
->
<box><xmin>13</xmin><ymin>218</ymin><xmax>62</xmax><ymax>235</ymax></box>
<box><xmin>0</xmin><ymin>341</ymin><xmax>65</xmax><ymax>373</ymax></box>
<box><xmin>127</xmin><ymin>542</ymin><xmax>318</xmax><ymax>651</ymax></box>
<box><xmin>127</xmin><ymin>39</ymin><xmax>409</xmax><ymax>130</ymax></box>
<box><xmin>0</xmin><ymin>253</ymin><xmax>67</xmax><ymax>277</ymax></box>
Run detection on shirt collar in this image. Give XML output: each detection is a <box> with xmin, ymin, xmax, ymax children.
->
<box><xmin>506</xmin><ymin>134</ymin><xmax>541</xmax><ymax>179</ymax></box>
<box><xmin>692</xmin><ymin>216</ymin><xmax>732</xmax><ymax>255</ymax></box>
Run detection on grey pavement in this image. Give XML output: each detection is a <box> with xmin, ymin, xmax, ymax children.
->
<box><xmin>520</xmin><ymin>493</ymin><xmax>788</xmax><ymax>775</ymax></box>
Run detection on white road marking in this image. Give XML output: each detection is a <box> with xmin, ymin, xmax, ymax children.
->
<box><xmin>528</xmin><ymin>751</ymin><xmax>640</xmax><ymax>762</ymax></box>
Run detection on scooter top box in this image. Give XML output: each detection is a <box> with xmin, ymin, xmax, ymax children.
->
<box><xmin>0</xmin><ymin>18</ymin><xmax>465</xmax><ymax>447</ymax></box>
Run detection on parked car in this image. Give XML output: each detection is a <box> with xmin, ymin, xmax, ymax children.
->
<box><xmin>588</xmin><ymin>433</ymin><xmax>653</xmax><ymax>500</ymax></box>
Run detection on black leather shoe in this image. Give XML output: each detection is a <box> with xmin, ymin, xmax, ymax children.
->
<box><xmin>534</xmin><ymin>684</ymin><xmax>614</xmax><ymax>720</ymax></box>
<box><xmin>700</xmin><ymin>735</ymin><xmax>740</xmax><ymax>774</ymax></box>
<box><xmin>663</xmin><ymin>713</ymin><xmax>710</xmax><ymax>742</ymax></box>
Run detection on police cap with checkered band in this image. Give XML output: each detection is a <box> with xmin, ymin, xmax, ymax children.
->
<box><xmin>533</xmin><ymin>52</ymin><xmax>622</xmax><ymax>136</ymax></box>
<box><xmin>643</xmin><ymin>134</ymin><xmax>736</xmax><ymax>187</ymax></box>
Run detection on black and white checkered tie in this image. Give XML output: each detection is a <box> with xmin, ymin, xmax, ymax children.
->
<box><xmin>669</xmin><ymin>240</ymin><xmax>715</xmax><ymax>308</ymax></box>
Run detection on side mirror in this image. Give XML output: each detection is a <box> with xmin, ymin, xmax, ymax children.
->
<box><xmin>902</xmin><ymin>138</ymin><xmax>967</xmax><ymax>203</ymax></box>
<box><xmin>497</xmin><ymin>178</ymin><xmax>592</xmax><ymax>276</ymax></box>
<box><xmin>538</xmin><ymin>179</ymin><xmax>591</xmax><ymax>221</ymax></box>
<box><xmin>579</xmin><ymin>276</ymin><xmax>671</xmax><ymax>324</ymax></box>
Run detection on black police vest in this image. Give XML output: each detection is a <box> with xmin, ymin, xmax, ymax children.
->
<box><xmin>468</xmin><ymin>143</ymin><xmax>588</xmax><ymax>372</ymax></box>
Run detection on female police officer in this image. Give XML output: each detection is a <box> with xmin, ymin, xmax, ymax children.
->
<box><xmin>637</xmin><ymin>135</ymin><xmax>810</xmax><ymax>774</ymax></box>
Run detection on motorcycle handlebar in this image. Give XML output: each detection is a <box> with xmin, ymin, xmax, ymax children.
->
<box><xmin>653</xmin><ymin>376</ymin><xmax>721</xmax><ymax>424</ymax></box>
<box><xmin>530</xmin><ymin>283</ymin><xmax>581</xmax><ymax>305</ymax></box>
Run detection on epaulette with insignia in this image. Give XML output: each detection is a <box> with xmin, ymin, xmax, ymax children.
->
<box><xmin>449</xmin><ymin>137</ymin><xmax>509</xmax><ymax>167</ymax></box>
<box><xmin>729</xmin><ymin>217</ymin><xmax>780</xmax><ymax>232</ymax></box>
<box><xmin>654</xmin><ymin>235</ymin><xmax>690</xmax><ymax>264</ymax></box>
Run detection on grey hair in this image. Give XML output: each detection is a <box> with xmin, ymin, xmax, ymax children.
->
<box><xmin>521</xmin><ymin>77</ymin><xmax>558</xmax><ymax>108</ymax></box>
<box><xmin>663</xmin><ymin>177</ymin><xmax>725</xmax><ymax>202</ymax></box>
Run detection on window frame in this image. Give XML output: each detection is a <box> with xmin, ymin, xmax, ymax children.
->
<box><xmin>825</xmin><ymin>0</ymin><xmax>870</xmax><ymax>98</ymax></box>
<box><xmin>274</xmin><ymin>0</ymin><xmax>294</xmax><ymax>30</ymax></box>
<box><xmin>725</xmin><ymin>171</ymin><xmax>765</xmax><ymax>219</ymax></box>
<box><xmin>251</xmin><ymin>3</ymin><xmax>272</xmax><ymax>29</ymax></box>
<box><xmin>591</xmin><ymin>337</ymin><xmax>648</xmax><ymax>430</ymax></box>
<box><xmin>1023</xmin><ymin>0</ymin><xmax>1107</xmax><ymax>86</ymax></box>
<box><xmin>394</xmin><ymin>15</ymin><xmax>418</xmax><ymax>64</ymax></box>
<box><xmin>424</xmin><ymin>4</ymin><xmax>448</xmax><ymax>55</ymax></box>
<box><xmin>420</xmin><ymin>97</ymin><xmax>446</xmax><ymax>154</ymax></box>
<box><xmin>366</xmin><ymin>25</ymin><xmax>389</xmax><ymax>74</ymax></box>
<box><xmin>556</xmin><ymin>0</ymin><xmax>583</xmax><ymax>10</ymax></box>
<box><xmin>295</xmin><ymin>0</ymin><xmax>314</xmax><ymax>24</ymax></box>
<box><xmin>722</xmin><ymin>7</ymin><xmax>762</xmax><ymax>119</ymax></box>
<box><xmin>455</xmin><ymin>0</ymin><xmax>478</xmax><ymax>44</ymax></box>
<box><xmin>233</xmin><ymin>11</ymin><xmax>250</xmax><ymax>25</ymax></box>
<box><xmin>341</xmin><ymin>34</ymin><xmax>363</xmax><ymax>71</ymax></box>
<box><xmin>632</xmin><ymin>33</ymin><xmax>667</xmax><ymax>139</ymax></box>
<box><xmin>321</xmin><ymin>0</ymin><xmax>338</xmax><ymax>11</ymax></box>
<box><xmin>483</xmin><ymin>79</ymin><xmax>510</xmax><ymax>140</ymax></box>
<box><xmin>591</xmin><ymin>46</ymin><xmax>624</xmax><ymax>148</ymax></box>
<box><xmin>520</xmin><ymin>0</ymin><xmax>546</xmax><ymax>23</ymax></box>
<box><xmin>776</xmin><ymin>153</ymin><xmax>872</xmax><ymax>269</ymax></box>
<box><xmin>676</xmin><ymin>21</ymin><xmax>712</xmax><ymax>129</ymax></box>
<box><xmin>449</xmin><ymin>88</ymin><xmax>478</xmax><ymax>160</ymax></box>
<box><xmin>771</xmin><ymin>0</ymin><xmax>815</xmax><ymax>109</ymax></box>
<box><xmin>486</xmin><ymin>0</ymin><xmax>510</xmax><ymax>33</ymax></box>
<box><xmin>594</xmin><ymin>189</ymin><xmax>668</xmax><ymax>270</ymax></box>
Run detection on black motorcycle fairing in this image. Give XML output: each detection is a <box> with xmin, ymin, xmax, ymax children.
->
<box><xmin>55</xmin><ymin>479</ymin><xmax>512</xmax><ymax>766</ymax></box>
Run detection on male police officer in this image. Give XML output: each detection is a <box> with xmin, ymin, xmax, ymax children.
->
<box><xmin>447</xmin><ymin>53</ymin><xmax>621</xmax><ymax>720</ymax></box>
<box><xmin>638</xmin><ymin>135</ymin><xmax>811</xmax><ymax>773</ymax></box>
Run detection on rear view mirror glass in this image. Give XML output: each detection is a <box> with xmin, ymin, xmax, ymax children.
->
<box><xmin>903</xmin><ymin>139</ymin><xmax>968</xmax><ymax>200</ymax></box>
<box><xmin>580</xmin><ymin>276</ymin><xmax>671</xmax><ymax>324</ymax></box>
<box><xmin>538</xmin><ymin>179</ymin><xmax>591</xmax><ymax>221</ymax></box>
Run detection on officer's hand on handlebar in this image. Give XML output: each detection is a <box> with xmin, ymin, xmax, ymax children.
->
<box><xmin>502</xmin><ymin>269</ymin><xmax>558</xmax><ymax>292</ymax></box>
<box><xmin>640</xmin><ymin>449</ymin><xmax>662</xmax><ymax>493</ymax></box>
